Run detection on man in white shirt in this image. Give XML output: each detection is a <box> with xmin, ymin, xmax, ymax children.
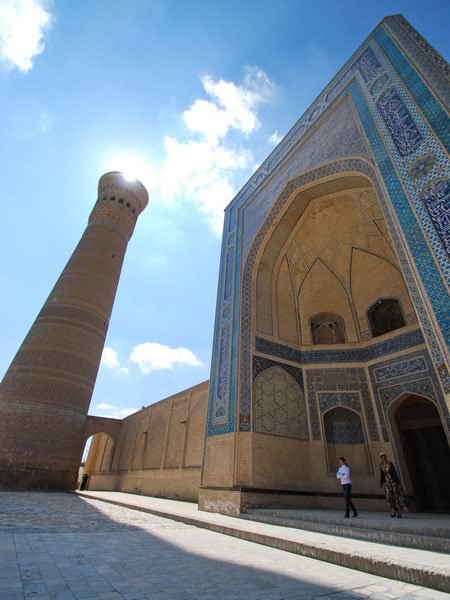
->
<box><xmin>336</xmin><ymin>457</ymin><xmax>358</xmax><ymax>518</ymax></box>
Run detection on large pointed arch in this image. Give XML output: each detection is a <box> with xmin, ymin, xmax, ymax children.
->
<box><xmin>238</xmin><ymin>158</ymin><xmax>444</xmax><ymax>431</ymax></box>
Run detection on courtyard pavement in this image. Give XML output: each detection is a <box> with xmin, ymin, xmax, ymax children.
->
<box><xmin>0</xmin><ymin>491</ymin><xmax>448</xmax><ymax>600</ymax></box>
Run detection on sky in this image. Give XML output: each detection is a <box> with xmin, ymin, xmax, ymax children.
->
<box><xmin>1</xmin><ymin>0</ymin><xmax>449</xmax><ymax>422</ymax></box>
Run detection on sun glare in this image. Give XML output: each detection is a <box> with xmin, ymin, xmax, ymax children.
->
<box><xmin>105</xmin><ymin>153</ymin><xmax>156</xmax><ymax>190</ymax></box>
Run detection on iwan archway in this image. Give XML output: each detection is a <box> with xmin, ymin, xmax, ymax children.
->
<box><xmin>202</xmin><ymin>157</ymin><xmax>450</xmax><ymax>515</ymax></box>
<box><xmin>242</xmin><ymin>168</ymin><xmax>423</xmax><ymax>503</ymax></box>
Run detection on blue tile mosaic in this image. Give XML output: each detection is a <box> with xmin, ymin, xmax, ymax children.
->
<box><xmin>373</xmin><ymin>355</ymin><xmax>427</xmax><ymax>382</ymax></box>
<box><xmin>367</xmin><ymin>39</ymin><xmax>450</xmax><ymax>284</ymax></box>
<box><xmin>348</xmin><ymin>79</ymin><xmax>450</xmax><ymax>350</ymax></box>
<box><xmin>223</xmin><ymin>247</ymin><xmax>234</xmax><ymax>301</ymax></box>
<box><xmin>253</xmin><ymin>355</ymin><xmax>303</xmax><ymax>387</ymax></box>
<box><xmin>323</xmin><ymin>404</ymin><xmax>365</xmax><ymax>444</ymax></box>
<box><xmin>255</xmin><ymin>328</ymin><xmax>424</xmax><ymax>365</ymax></box>
<box><xmin>384</xmin><ymin>16</ymin><xmax>449</xmax><ymax>106</ymax></box>
<box><xmin>253</xmin><ymin>356</ymin><xmax>307</xmax><ymax>439</ymax></box>
<box><xmin>423</xmin><ymin>180</ymin><xmax>450</xmax><ymax>259</ymax></box>
<box><xmin>376</xmin><ymin>87</ymin><xmax>422</xmax><ymax>156</ymax></box>
<box><xmin>408</xmin><ymin>154</ymin><xmax>436</xmax><ymax>179</ymax></box>
<box><xmin>374</xmin><ymin>26</ymin><xmax>450</xmax><ymax>152</ymax></box>
<box><xmin>356</xmin><ymin>47</ymin><xmax>383</xmax><ymax>83</ymax></box>
<box><xmin>305</xmin><ymin>368</ymin><xmax>379</xmax><ymax>441</ymax></box>
<box><xmin>319</xmin><ymin>393</ymin><xmax>362</xmax><ymax>414</ymax></box>
<box><xmin>368</xmin><ymin>349</ymin><xmax>449</xmax><ymax>441</ymax></box>
<box><xmin>207</xmin><ymin>210</ymin><xmax>236</xmax><ymax>436</ymax></box>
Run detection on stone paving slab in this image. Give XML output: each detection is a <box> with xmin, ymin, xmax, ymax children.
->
<box><xmin>78</xmin><ymin>491</ymin><xmax>450</xmax><ymax>594</ymax></box>
<box><xmin>0</xmin><ymin>491</ymin><xmax>449</xmax><ymax>599</ymax></box>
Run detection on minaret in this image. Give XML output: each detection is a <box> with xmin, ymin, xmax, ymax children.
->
<box><xmin>0</xmin><ymin>172</ymin><xmax>148</xmax><ymax>489</ymax></box>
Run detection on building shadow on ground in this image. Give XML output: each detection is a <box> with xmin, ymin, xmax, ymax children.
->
<box><xmin>0</xmin><ymin>491</ymin><xmax>420</xmax><ymax>600</ymax></box>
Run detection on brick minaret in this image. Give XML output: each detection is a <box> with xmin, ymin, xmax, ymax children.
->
<box><xmin>0</xmin><ymin>172</ymin><xmax>148</xmax><ymax>489</ymax></box>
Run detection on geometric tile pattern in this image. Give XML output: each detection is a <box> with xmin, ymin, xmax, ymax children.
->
<box><xmin>305</xmin><ymin>368</ymin><xmax>379</xmax><ymax>442</ymax></box>
<box><xmin>253</xmin><ymin>355</ymin><xmax>304</xmax><ymax>386</ymax></box>
<box><xmin>319</xmin><ymin>392</ymin><xmax>362</xmax><ymax>414</ymax></box>
<box><xmin>323</xmin><ymin>404</ymin><xmax>365</xmax><ymax>444</ymax></box>
<box><xmin>253</xmin><ymin>357</ymin><xmax>308</xmax><ymax>439</ymax></box>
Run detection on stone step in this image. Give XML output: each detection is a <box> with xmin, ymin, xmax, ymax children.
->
<box><xmin>78</xmin><ymin>491</ymin><xmax>450</xmax><ymax>593</ymax></box>
<box><xmin>243</xmin><ymin>508</ymin><xmax>450</xmax><ymax>553</ymax></box>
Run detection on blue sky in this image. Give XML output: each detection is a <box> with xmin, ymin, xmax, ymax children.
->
<box><xmin>1</xmin><ymin>0</ymin><xmax>449</xmax><ymax>420</ymax></box>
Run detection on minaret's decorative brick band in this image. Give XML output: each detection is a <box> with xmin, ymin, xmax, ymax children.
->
<box><xmin>0</xmin><ymin>172</ymin><xmax>148</xmax><ymax>489</ymax></box>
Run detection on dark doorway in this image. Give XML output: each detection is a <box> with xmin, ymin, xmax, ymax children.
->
<box><xmin>395</xmin><ymin>396</ymin><xmax>450</xmax><ymax>512</ymax></box>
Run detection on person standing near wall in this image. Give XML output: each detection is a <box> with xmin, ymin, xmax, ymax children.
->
<box><xmin>379</xmin><ymin>452</ymin><xmax>404</xmax><ymax>518</ymax></box>
<box><xmin>336</xmin><ymin>457</ymin><xmax>358</xmax><ymax>518</ymax></box>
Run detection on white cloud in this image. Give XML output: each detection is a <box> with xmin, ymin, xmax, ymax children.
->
<box><xmin>97</xmin><ymin>402</ymin><xmax>114</xmax><ymax>410</ymax></box>
<box><xmin>159</xmin><ymin>66</ymin><xmax>275</xmax><ymax>234</ymax></box>
<box><xmin>268</xmin><ymin>130</ymin><xmax>283</xmax><ymax>145</ymax></box>
<box><xmin>0</xmin><ymin>0</ymin><xmax>52</xmax><ymax>73</ymax></box>
<box><xmin>100</xmin><ymin>346</ymin><xmax>129</xmax><ymax>375</ymax></box>
<box><xmin>101</xmin><ymin>346</ymin><xmax>120</xmax><ymax>369</ymax></box>
<box><xmin>183</xmin><ymin>68</ymin><xmax>273</xmax><ymax>145</ymax></box>
<box><xmin>130</xmin><ymin>342</ymin><xmax>203</xmax><ymax>374</ymax></box>
<box><xmin>159</xmin><ymin>136</ymin><xmax>251</xmax><ymax>234</ymax></box>
<box><xmin>94</xmin><ymin>403</ymin><xmax>138</xmax><ymax>419</ymax></box>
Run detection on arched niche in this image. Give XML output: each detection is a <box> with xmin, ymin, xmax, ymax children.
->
<box><xmin>368</xmin><ymin>298</ymin><xmax>405</xmax><ymax>337</ymax></box>
<box><xmin>323</xmin><ymin>406</ymin><xmax>370</xmax><ymax>474</ymax></box>
<box><xmin>299</xmin><ymin>260</ymin><xmax>357</xmax><ymax>344</ymax></box>
<box><xmin>253</xmin><ymin>366</ymin><xmax>308</xmax><ymax>439</ymax></box>
<box><xmin>310</xmin><ymin>312</ymin><xmax>346</xmax><ymax>344</ymax></box>
<box><xmin>350</xmin><ymin>248</ymin><xmax>414</xmax><ymax>337</ymax></box>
